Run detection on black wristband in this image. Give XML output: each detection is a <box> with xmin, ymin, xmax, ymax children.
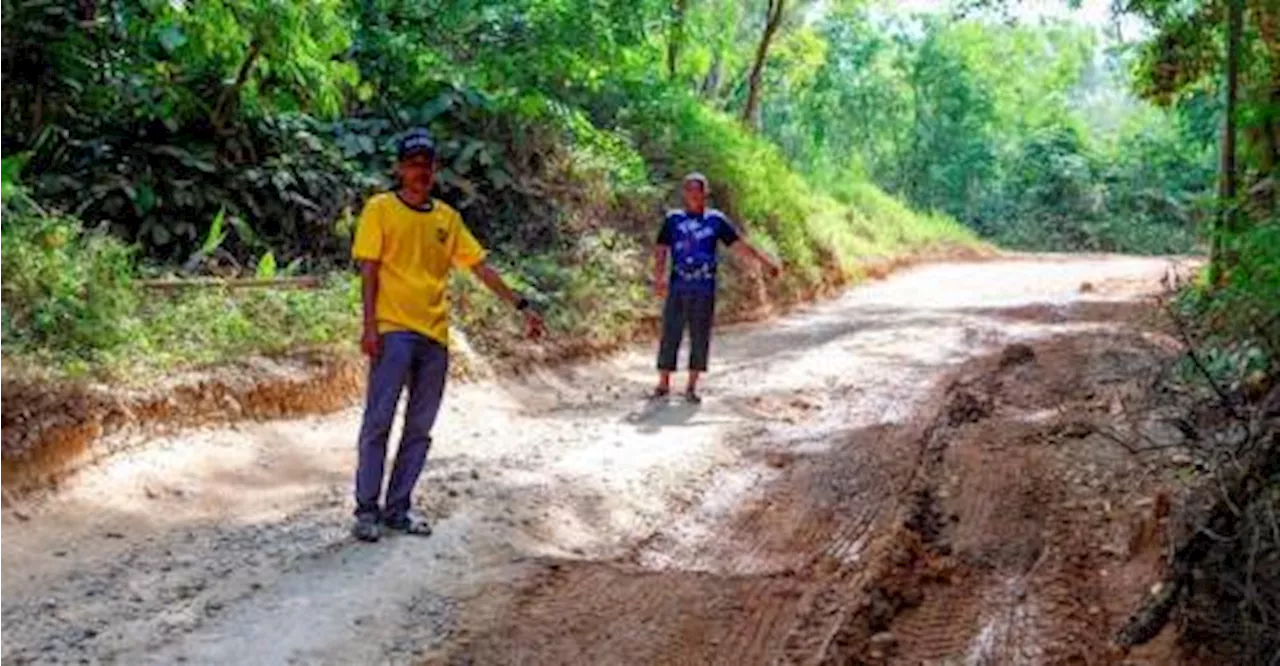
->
<box><xmin>515</xmin><ymin>296</ymin><xmax>531</xmax><ymax>311</ymax></box>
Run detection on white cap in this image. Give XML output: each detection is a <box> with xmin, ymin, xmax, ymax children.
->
<box><xmin>683</xmin><ymin>172</ymin><xmax>709</xmax><ymax>193</ymax></box>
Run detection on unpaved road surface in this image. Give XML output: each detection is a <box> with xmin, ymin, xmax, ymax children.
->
<box><xmin>2</xmin><ymin>256</ymin><xmax>1188</xmax><ymax>665</ymax></box>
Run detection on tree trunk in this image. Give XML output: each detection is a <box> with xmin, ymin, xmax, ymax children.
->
<box><xmin>1213</xmin><ymin>0</ymin><xmax>1244</xmax><ymax>281</ymax></box>
<box><xmin>700</xmin><ymin>49</ymin><xmax>723</xmax><ymax>98</ymax></box>
<box><xmin>212</xmin><ymin>40</ymin><xmax>263</xmax><ymax>134</ymax></box>
<box><xmin>741</xmin><ymin>0</ymin><xmax>786</xmax><ymax>127</ymax></box>
<box><xmin>1250</xmin><ymin>2</ymin><xmax>1280</xmax><ymax>215</ymax></box>
<box><xmin>667</xmin><ymin>0</ymin><xmax>688</xmax><ymax>80</ymax></box>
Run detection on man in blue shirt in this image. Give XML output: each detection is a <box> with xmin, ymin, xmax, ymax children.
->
<box><xmin>653</xmin><ymin>173</ymin><xmax>781</xmax><ymax>402</ymax></box>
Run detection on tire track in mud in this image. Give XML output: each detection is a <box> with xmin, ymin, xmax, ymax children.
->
<box><xmin>819</xmin><ymin>332</ymin><xmax>1179</xmax><ymax>666</ymax></box>
<box><xmin>439</xmin><ymin>406</ymin><xmax>944</xmax><ymax>666</ymax></box>
<box><xmin>440</xmin><ymin>327</ymin><xmax>1179</xmax><ymax>666</ymax></box>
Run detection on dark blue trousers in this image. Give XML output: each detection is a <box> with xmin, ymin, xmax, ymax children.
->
<box><xmin>657</xmin><ymin>290</ymin><xmax>716</xmax><ymax>372</ymax></box>
<box><xmin>354</xmin><ymin>331</ymin><xmax>449</xmax><ymax>522</ymax></box>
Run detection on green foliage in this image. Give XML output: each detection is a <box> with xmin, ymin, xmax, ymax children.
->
<box><xmin>255</xmin><ymin>252</ymin><xmax>278</xmax><ymax>279</ymax></box>
<box><xmin>0</xmin><ymin>206</ymin><xmax>359</xmax><ymax>378</ymax></box>
<box><xmin>1208</xmin><ymin>219</ymin><xmax>1280</xmax><ymax>357</ymax></box>
<box><xmin>759</xmin><ymin>8</ymin><xmax>1216</xmax><ymax>255</ymax></box>
<box><xmin>0</xmin><ymin>0</ymin><xmax>1010</xmax><ymax>377</ymax></box>
<box><xmin>1171</xmin><ymin>217</ymin><xmax>1280</xmax><ymax>397</ymax></box>
<box><xmin>1</xmin><ymin>213</ymin><xmax>139</xmax><ymax>358</ymax></box>
<box><xmin>630</xmin><ymin>90</ymin><xmax>975</xmax><ymax>285</ymax></box>
<box><xmin>131</xmin><ymin>279</ymin><xmax>359</xmax><ymax>373</ymax></box>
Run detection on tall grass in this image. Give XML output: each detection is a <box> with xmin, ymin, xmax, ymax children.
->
<box><xmin>637</xmin><ymin>96</ymin><xmax>977</xmax><ymax>277</ymax></box>
<box><xmin>2</xmin><ymin>211</ymin><xmax>359</xmax><ymax>380</ymax></box>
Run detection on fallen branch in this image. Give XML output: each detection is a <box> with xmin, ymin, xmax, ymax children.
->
<box><xmin>137</xmin><ymin>276</ymin><xmax>322</xmax><ymax>291</ymax></box>
<box><xmin>1115</xmin><ymin>426</ymin><xmax>1280</xmax><ymax>648</ymax></box>
<box><xmin>1161</xmin><ymin>299</ymin><xmax>1246</xmax><ymax>421</ymax></box>
<box><xmin>1092</xmin><ymin>424</ymin><xmax>1185</xmax><ymax>455</ymax></box>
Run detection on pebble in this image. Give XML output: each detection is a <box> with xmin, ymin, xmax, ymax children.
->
<box><xmin>14</xmin><ymin>510</ymin><xmax>31</xmax><ymax>521</ymax></box>
<box><xmin>869</xmin><ymin>631</ymin><xmax>897</xmax><ymax>647</ymax></box>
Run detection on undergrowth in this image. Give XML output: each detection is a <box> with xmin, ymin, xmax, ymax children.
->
<box><xmin>1172</xmin><ymin>217</ymin><xmax>1280</xmax><ymax>392</ymax></box>
<box><xmin>1162</xmin><ymin>217</ymin><xmax>1279</xmax><ymax>665</ymax></box>
<box><xmin>1</xmin><ymin>94</ymin><xmax>978</xmax><ymax>382</ymax></box>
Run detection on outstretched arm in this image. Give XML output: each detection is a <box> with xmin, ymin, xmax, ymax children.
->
<box><xmin>731</xmin><ymin>239</ymin><xmax>782</xmax><ymax>277</ymax></box>
<box><xmin>717</xmin><ymin>215</ymin><xmax>780</xmax><ymax>278</ymax></box>
<box><xmin>471</xmin><ymin>261</ymin><xmax>546</xmax><ymax>339</ymax></box>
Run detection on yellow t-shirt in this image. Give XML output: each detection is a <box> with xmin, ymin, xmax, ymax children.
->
<box><xmin>351</xmin><ymin>193</ymin><xmax>486</xmax><ymax>345</ymax></box>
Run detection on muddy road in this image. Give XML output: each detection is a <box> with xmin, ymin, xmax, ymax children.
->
<box><xmin>2</xmin><ymin>256</ymin><xmax>1191</xmax><ymax>665</ymax></box>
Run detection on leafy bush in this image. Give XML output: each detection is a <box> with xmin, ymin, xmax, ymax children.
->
<box><xmin>0</xmin><ymin>0</ymin><xmax>982</xmax><ymax>379</ymax></box>
<box><xmin>1211</xmin><ymin>220</ymin><xmax>1280</xmax><ymax>360</ymax></box>
<box><xmin>631</xmin><ymin>92</ymin><xmax>975</xmax><ymax>281</ymax></box>
<box><xmin>2</xmin><ymin>197</ymin><xmax>358</xmax><ymax>378</ymax></box>
<box><xmin>2</xmin><ymin>212</ymin><xmax>140</xmax><ymax>358</ymax></box>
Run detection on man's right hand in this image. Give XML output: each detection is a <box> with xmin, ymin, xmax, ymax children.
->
<box><xmin>361</xmin><ymin>326</ymin><xmax>381</xmax><ymax>358</ymax></box>
<box><xmin>654</xmin><ymin>278</ymin><xmax>668</xmax><ymax>299</ymax></box>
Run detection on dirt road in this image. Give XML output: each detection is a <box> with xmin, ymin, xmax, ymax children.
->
<box><xmin>1</xmin><ymin>256</ymin><xmax>1189</xmax><ymax>665</ymax></box>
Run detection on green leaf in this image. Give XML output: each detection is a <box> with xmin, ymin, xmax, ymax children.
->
<box><xmin>0</xmin><ymin>153</ymin><xmax>30</xmax><ymax>188</ymax></box>
<box><xmin>420</xmin><ymin>94</ymin><xmax>455</xmax><ymax>124</ymax></box>
<box><xmin>200</xmin><ymin>208</ymin><xmax>227</xmax><ymax>256</ymax></box>
<box><xmin>256</xmin><ymin>251</ymin><xmax>277</xmax><ymax>279</ymax></box>
<box><xmin>151</xmin><ymin>224</ymin><xmax>172</xmax><ymax>246</ymax></box>
<box><xmin>135</xmin><ymin>184</ymin><xmax>157</xmax><ymax>213</ymax></box>
<box><xmin>157</xmin><ymin>24</ymin><xmax>187</xmax><ymax>53</ymax></box>
<box><xmin>283</xmin><ymin>257</ymin><xmax>304</xmax><ymax>277</ymax></box>
<box><xmin>228</xmin><ymin>215</ymin><xmax>260</xmax><ymax>247</ymax></box>
<box><xmin>487</xmin><ymin>167</ymin><xmax>514</xmax><ymax>190</ymax></box>
<box><xmin>457</xmin><ymin>140</ymin><xmax>483</xmax><ymax>169</ymax></box>
<box><xmin>151</xmin><ymin>145</ymin><xmax>217</xmax><ymax>174</ymax></box>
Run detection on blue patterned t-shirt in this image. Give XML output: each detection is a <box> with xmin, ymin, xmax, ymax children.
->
<box><xmin>656</xmin><ymin>208</ymin><xmax>741</xmax><ymax>294</ymax></box>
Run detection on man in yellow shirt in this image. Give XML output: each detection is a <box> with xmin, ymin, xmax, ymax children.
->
<box><xmin>350</xmin><ymin>128</ymin><xmax>544</xmax><ymax>542</ymax></box>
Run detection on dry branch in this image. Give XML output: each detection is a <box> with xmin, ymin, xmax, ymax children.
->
<box><xmin>1115</xmin><ymin>423</ymin><xmax>1280</xmax><ymax>648</ymax></box>
<box><xmin>137</xmin><ymin>276</ymin><xmax>322</xmax><ymax>291</ymax></box>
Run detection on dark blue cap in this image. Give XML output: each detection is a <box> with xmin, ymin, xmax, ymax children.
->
<box><xmin>397</xmin><ymin>128</ymin><xmax>436</xmax><ymax>160</ymax></box>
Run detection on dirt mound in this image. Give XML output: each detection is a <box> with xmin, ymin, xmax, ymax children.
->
<box><xmin>437</xmin><ymin>420</ymin><xmax>930</xmax><ymax>666</ymax></box>
<box><xmin>825</xmin><ymin>332</ymin><xmax>1202</xmax><ymax>665</ymax></box>
<box><xmin>2</xmin><ymin>353</ymin><xmax>365</xmax><ymax>500</ymax></box>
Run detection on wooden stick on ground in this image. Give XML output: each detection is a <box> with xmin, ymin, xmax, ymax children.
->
<box><xmin>137</xmin><ymin>276</ymin><xmax>323</xmax><ymax>291</ymax></box>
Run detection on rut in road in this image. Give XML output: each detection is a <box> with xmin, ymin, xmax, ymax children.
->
<box><xmin>443</xmin><ymin>420</ymin><xmax>927</xmax><ymax>666</ymax></box>
<box><xmin>0</xmin><ymin>256</ymin><xmax>1188</xmax><ymax>666</ymax></box>
<box><xmin>442</xmin><ymin>301</ymin><xmax>1189</xmax><ymax>666</ymax></box>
